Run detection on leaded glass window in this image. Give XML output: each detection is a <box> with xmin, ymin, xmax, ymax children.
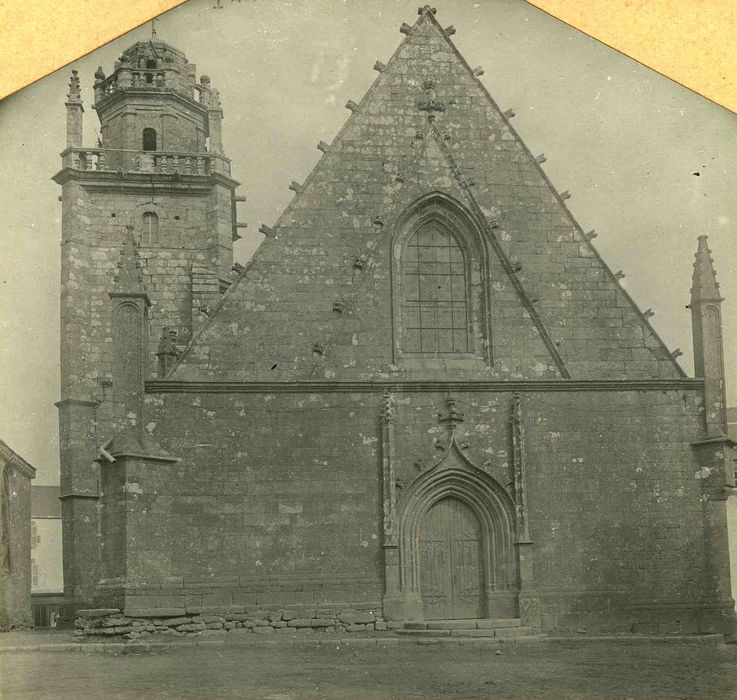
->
<box><xmin>402</xmin><ymin>222</ymin><xmax>469</xmax><ymax>353</ymax></box>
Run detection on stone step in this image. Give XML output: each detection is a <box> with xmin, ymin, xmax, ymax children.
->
<box><xmin>449</xmin><ymin>628</ymin><xmax>495</xmax><ymax>637</ymax></box>
<box><xmin>426</xmin><ymin>620</ymin><xmax>477</xmax><ymax>630</ymax></box>
<box><xmin>398</xmin><ymin>627</ymin><xmax>534</xmax><ymax>639</ymax></box>
<box><xmin>396</xmin><ymin>629</ymin><xmax>450</xmax><ymax>637</ymax></box>
<box><xmin>476</xmin><ymin>618</ymin><xmax>522</xmax><ymax>629</ymax></box>
<box><xmin>494</xmin><ymin>626</ymin><xmax>533</xmax><ymax>637</ymax></box>
<box><xmin>403</xmin><ymin>618</ymin><xmax>523</xmax><ymax>632</ymax></box>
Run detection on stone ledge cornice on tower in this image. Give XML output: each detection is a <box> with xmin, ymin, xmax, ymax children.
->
<box><xmin>52</xmin><ymin>169</ymin><xmax>238</xmax><ymax>193</ymax></box>
<box><xmin>92</xmin><ymin>87</ymin><xmax>207</xmax><ymax>117</ymax></box>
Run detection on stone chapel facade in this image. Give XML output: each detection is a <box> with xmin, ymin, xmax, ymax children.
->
<box><xmin>55</xmin><ymin>8</ymin><xmax>736</xmax><ymax>636</ymax></box>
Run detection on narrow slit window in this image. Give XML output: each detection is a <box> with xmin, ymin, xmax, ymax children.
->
<box><xmin>402</xmin><ymin>222</ymin><xmax>469</xmax><ymax>353</ymax></box>
<box><xmin>142</xmin><ymin>212</ymin><xmax>159</xmax><ymax>246</ymax></box>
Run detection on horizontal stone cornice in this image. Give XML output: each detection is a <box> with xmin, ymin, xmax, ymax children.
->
<box><xmin>55</xmin><ymin>398</ymin><xmax>99</xmax><ymax>409</ymax></box>
<box><xmin>93</xmin><ymin>88</ymin><xmax>208</xmax><ymax>117</ymax></box>
<box><xmin>146</xmin><ymin>378</ymin><xmax>704</xmax><ymax>395</ymax></box>
<box><xmin>52</xmin><ymin>169</ymin><xmax>224</xmax><ymax>194</ymax></box>
<box><xmin>59</xmin><ymin>492</ymin><xmax>99</xmax><ymax>501</ymax></box>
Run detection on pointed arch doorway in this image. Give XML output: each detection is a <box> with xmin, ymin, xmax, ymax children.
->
<box><xmin>382</xmin><ymin>442</ymin><xmax>521</xmax><ymax>622</ymax></box>
<box><xmin>419</xmin><ymin>496</ymin><xmax>484</xmax><ymax>619</ymax></box>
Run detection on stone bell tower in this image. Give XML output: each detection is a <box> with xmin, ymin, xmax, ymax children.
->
<box><xmin>53</xmin><ymin>32</ymin><xmax>244</xmax><ymax>612</ymax></box>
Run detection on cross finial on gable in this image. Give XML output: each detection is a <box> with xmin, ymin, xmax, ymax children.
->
<box><xmin>418</xmin><ymin>79</ymin><xmax>445</xmax><ymax>115</ymax></box>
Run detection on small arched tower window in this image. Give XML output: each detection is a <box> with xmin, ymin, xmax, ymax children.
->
<box><xmin>145</xmin><ymin>59</ymin><xmax>157</xmax><ymax>84</ymax></box>
<box><xmin>142</xmin><ymin>128</ymin><xmax>157</xmax><ymax>152</ymax></box>
<box><xmin>142</xmin><ymin>212</ymin><xmax>159</xmax><ymax>246</ymax></box>
<box><xmin>402</xmin><ymin>221</ymin><xmax>469</xmax><ymax>353</ymax></box>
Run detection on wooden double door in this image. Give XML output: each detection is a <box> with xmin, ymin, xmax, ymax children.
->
<box><xmin>419</xmin><ymin>497</ymin><xmax>484</xmax><ymax>620</ymax></box>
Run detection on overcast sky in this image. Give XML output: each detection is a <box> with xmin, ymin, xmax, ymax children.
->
<box><xmin>1</xmin><ymin>0</ymin><xmax>735</xmax><ymax>485</ymax></box>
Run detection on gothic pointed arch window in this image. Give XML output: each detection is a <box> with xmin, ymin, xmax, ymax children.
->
<box><xmin>391</xmin><ymin>194</ymin><xmax>491</xmax><ymax>366</ymax></box>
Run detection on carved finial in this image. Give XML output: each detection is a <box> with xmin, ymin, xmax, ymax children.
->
<box><xmin>94</xmin><ymin>66</ymin><xmax>106</xmax><ymax>84</ymax></box>
<box><xmin>438</xmin><ymin>394</ymin><xmax>464</xmax><ymax>433</ymax></box>
<box><xmin>560</xmin><ymin>191</ymin><xmax>571</xmax><ymax>201</ymax></box>
<box><xmin>381</xmin><ymin>391</ymin><xmax>395</xmax><ymax>424</ymax></box>
<box><xmin>690</xmin><ymin>235</ymin><xmax>722</xmax><ymax>303</ymax></box>
<box><xmin>511</xmin><ymin>392</ymin><xmax>524</xmax><ymax>429</ymax></box>
<box><xmin>289</xmin><ymin>181</ymin><xmax>303</xmax><ymax>193</ymax></box>
<box><xmin>400</xmin><ymin>22</ymin><xmax>412</xmax><ymax>35</ymax></box>
<box><xmin>643</xmin><ymin>308</ymin><xmax>654</xmax><ymax>318</ymax></box>
<box><xmin>345</xmin><ymin>99</ymin><xmax>360</xmax><ymax>112</ymax></box>
<box><xmin>473</xmin><ymin>66</ymin><xmax>485</xmax><ymax>76</ymax></box>
<box><xmin>374</xmin><ymin>60</ymin><xmax>386</xmax><ymax>72</ymax></box>
<box><xmin>112</xmin><ymin>227</ymin><xmax>146</xmax><ymax>296</ymax></box>
<box><xmin>585</xmin><ymin>229</ymin><xmax>597</xmax><ymax>240</ymax></box>
<box><xmin>444</xmin><ymin>25</ymin><xmax>456</xmax><ymax>36</ymax></box>
<box><xmin>535</xmin><ymin>153</ymin><xmax>546</xmax><ymax>164</ymax></box>
<box><xmin>418</xmin><ymin>5</ymin><xmax>436</xmax><ymax>15</ymax></box>
<box><xmin>259</xmin><ymin>224</ymin><xmax>274</xmax><ymax>237</ymax></box>
<box><xmin>614</xmin><ymin>270</ymin><xmax>625</xmax><ymax>280</ymax></box>
<box><xmin>67</xmin><ymin>70</ymin><xmax>82</xmax><ymax>102</ymax></box>
<box><xmin>504</xmin><ymin>109</ymin><xmax>515</xmax><ymax>119</ymax></box>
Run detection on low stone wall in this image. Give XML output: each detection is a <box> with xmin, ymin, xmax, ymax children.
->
<box><xmin>75</xmin><ymin>603</ymin><xmax>400</xmax><ymax>641</ymax></box>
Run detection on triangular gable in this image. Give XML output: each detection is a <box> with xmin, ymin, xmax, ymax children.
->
<box><xmin>171</xmin><ymin>7</ymin><xmax>683</xmax><ymax>382</ymax></box>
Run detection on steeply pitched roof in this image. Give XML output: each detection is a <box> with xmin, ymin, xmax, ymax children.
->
<box><xmin>0</xmin><ymin>438</ymin><xmax>36</xmax><ymax>479</ymax></box>
<box><xmin>170</xmin><ymin>7</ymin><xmax>683</xmax><ymax>383</ymax></box>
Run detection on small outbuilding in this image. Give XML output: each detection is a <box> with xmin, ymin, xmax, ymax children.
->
<box><xmin>0</xmin><ymin>438</ymin><xmax>36</xmax><ymax>630</ymax></box>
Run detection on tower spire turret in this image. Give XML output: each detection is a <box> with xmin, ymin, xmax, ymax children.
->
<box><xmin>689</xmin><ymin>235</ymin><xmax>727</xmax><ymax>435</ymax></box>
<box><xmin>65</xmin><ymin>70</ymin><xmax>84</xmax><ymax>148</ymax></box>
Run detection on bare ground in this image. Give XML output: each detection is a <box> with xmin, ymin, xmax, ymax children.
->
<box><xmin>3</xmin><ymin>638</ymin><xmax>736</xmax><ymax>700</ymax></box>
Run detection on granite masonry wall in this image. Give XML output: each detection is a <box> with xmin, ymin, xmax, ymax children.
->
<box><xmin>87</xmin><ymin>386</ymin><xmax>734</xmax><ymax>635</ymax></box>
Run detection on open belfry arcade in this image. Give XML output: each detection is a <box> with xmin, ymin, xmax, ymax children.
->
<box><xmin>53</xmin><ymin>7</ymin><xmax>736</xmax><ymax>640</ymax></box>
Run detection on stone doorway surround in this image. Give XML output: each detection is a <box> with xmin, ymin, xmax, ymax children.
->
<box><xmin>380</xmin><ymin>393</ymin><xmax>533</xmax><ymax>624</ymax></box>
